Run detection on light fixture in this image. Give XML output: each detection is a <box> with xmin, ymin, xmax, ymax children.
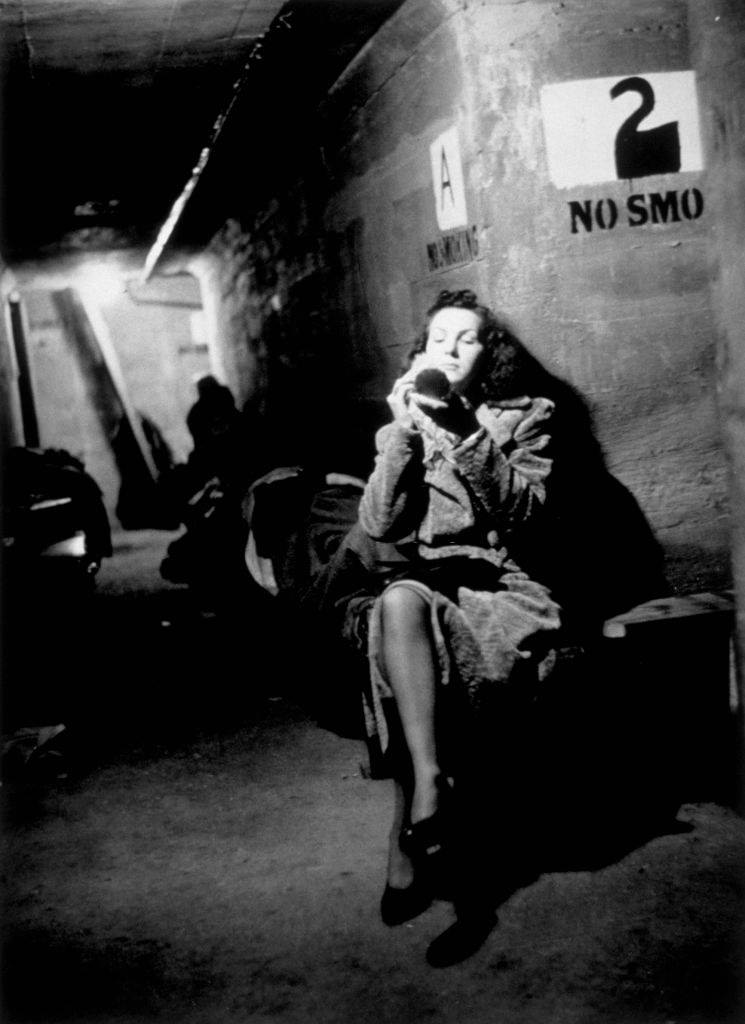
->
<box><xmin>76</xmin><ymin>264</ymin><xmax>124</xmax><ymax>307</ymax></box>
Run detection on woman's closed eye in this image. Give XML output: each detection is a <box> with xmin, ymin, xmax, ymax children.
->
<box><xmin>428</xmin><ymin>330</ymin><xmax>479</xmax><ymax>346</ymax></box>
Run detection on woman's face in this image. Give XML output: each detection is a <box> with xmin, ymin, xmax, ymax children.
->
<box><xmin>423</xmin><ymin>307</ymin><xmax>485</xmax><ymax>395</ymax></box>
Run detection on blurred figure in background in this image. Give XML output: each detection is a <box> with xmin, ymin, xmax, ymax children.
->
<box><xmin>160</xmin><ymin>375</ymin><xmax>250</xmax><ymax>605</ymax></box>
<box><xmin>185</xmin><ymin>374</ymin><xmax>242</xmax><ymax>490</ymax></box>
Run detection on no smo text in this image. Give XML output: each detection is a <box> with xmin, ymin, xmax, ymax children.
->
<box><xmin>568</xmin><ymin>188</ymin><xmax>704</xmax><ymax>234</ymax></box>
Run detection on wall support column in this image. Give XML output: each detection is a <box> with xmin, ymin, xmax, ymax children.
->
<box><xmin>689</xmin><ymin>0</ymin><xmax>745</xmax><ymax>811</ymax></box>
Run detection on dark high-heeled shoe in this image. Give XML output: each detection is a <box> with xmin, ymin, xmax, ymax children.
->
<box><xmin>399</xmin><ymin>808</ymin><xmax>449</xmax><ymax>860</ymax></box>
<box><xmin>425</xmin><ymin>911</ymin><xmax>497</xmax><ymax>968</ymax></box>
<box><xmin>380</xmin><ymin>877</ymin><xmax>433</xmax><ymax>926</ymax></box>
<box><xmin>400</xmin><ymin>777</ymin><xmax>454</xmax><ymax>861</ymax></box>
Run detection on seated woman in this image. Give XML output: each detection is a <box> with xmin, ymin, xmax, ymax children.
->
<box><xmin>340</xmin><ymin>289</ymin><xmax>563</xmax><ymax>963</ymax></box>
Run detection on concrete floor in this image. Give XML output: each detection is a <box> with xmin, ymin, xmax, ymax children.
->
<box><xmin>2</xmin><ymin>530</ymin><xmax>745</xmax><ymax>1024</ymax></box>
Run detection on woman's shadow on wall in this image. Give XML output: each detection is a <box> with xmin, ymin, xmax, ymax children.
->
<box><xmin>447</xmin><ymin>332</ymin><xmax>692</xmax><ymax>925</ymax></box>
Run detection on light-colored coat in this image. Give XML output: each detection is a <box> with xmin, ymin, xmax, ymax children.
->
<box><xmin>359</xmin><ymin>395</ymin><xmax>556</xmax><ymax>568</ymax></box>
<box><xmin>356</xmin><ymin>392</ymin><xmax>562</xmax><ymax>752</ymax></box>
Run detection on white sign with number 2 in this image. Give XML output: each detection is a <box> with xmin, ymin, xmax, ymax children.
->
<box><xmin>540</xmin><ymin>71</ymin><xmax>703</xmax><ymax>189</ymax></box>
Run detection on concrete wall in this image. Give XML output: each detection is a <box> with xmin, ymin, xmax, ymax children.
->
<box><xmin>688</xmin><ymin>0</ymin><xmax>745</xmax><ymax>802</ymax></box>
<box><xmin>19</xmin><ymin>287</ymin><xmax>118</xmax><ymax>511</ymax></box>
<box><xmin>203</xmin><ymin>0</ymin><xmax>744</xmax><ymax>595</ymax></box>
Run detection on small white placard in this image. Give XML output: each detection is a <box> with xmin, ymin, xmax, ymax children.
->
<box><xmin>540</xmin><ymin>71</ymin><xmax>703</xmax><ymax>188</ymax></box>
<box><xmin>429</xmin><ymin>126</ymin><xmax>468</xmax><ymax>230</ymax></box>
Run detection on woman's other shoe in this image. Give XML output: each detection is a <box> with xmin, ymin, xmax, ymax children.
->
<box><xmin>380</xmin><ymin>878</ymin><xmax>433</xmax><ymax>926</ymax></box>
<box><xmin>425</xmin><ymin>911</ymin><xmax>497</xmax><ymax>967</ymax></box>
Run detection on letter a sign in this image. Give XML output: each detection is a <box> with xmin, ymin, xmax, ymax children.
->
<box><xmin>430</xmin><ymin>126</ymin><xmax>468</xmax><ymax>231</ymax></box>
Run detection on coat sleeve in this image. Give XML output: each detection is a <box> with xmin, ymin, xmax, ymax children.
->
<box><xmin>358</xmin><ymin>422</ymin><xmax>427</xmax><ymax>541</ymax></box>
<box><xmin>451</xmin><ymin>397</ymin><xmax>554</xmax><ymax>527</ymax></box>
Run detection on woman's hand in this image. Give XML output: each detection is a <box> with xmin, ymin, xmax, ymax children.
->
<box><xmin>409</xmin><ymin>391</ymin><xmax>479</xmax><ymax>438</ymax></box>
<box><xmin>387</xmin><ymin>379</ymin><xmax>418</xmax><ymax>430</ymax></box>
<box><xmin>386</xmin><ymin>355</ymin><xmax>431</xmax><ymax>429</ymax></box>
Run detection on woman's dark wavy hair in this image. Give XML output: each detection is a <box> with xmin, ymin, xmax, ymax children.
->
<box><xmin>407</xmin><ymin>289</ymin><xmax>552</xmax><ymax>403</ymax></box>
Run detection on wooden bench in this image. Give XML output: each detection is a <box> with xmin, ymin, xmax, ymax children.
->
<box><xmin>602</xmin><ymin>590</ymin><xmax>736</xmax><ymax>639</ymax></box>
<box><xmin>601</xmin><ymin>589</ymin><xmax>738</xmax><ymax>712</ymax></box>
<box><xmin>597</xmin><ymin>589</ymin><xmax>740</xmax><ymax>807</ymax></box>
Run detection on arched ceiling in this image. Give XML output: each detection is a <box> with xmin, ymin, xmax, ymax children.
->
<box><xmin>0</xmin><ymin>0</ymin><xmax>404</xmax><ymax>261</ymax></box>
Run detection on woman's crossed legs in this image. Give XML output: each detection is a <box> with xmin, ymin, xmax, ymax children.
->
<box><xmin>378</xmin><ymin>581</ymin><xmax>447</xmax><ymax>889</ymax></box>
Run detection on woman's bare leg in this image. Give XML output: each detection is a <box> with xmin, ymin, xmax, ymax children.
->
<box><xmin>379</xmin><ymin>584</ymin><xmax>442</xmax><ymax>825</ymax></box>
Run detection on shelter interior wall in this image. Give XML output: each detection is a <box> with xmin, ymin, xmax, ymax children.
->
<box><xmin>204</xmin><ymin>0</ymin><xmax>742</xmax><ymax>594</ymax></box>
